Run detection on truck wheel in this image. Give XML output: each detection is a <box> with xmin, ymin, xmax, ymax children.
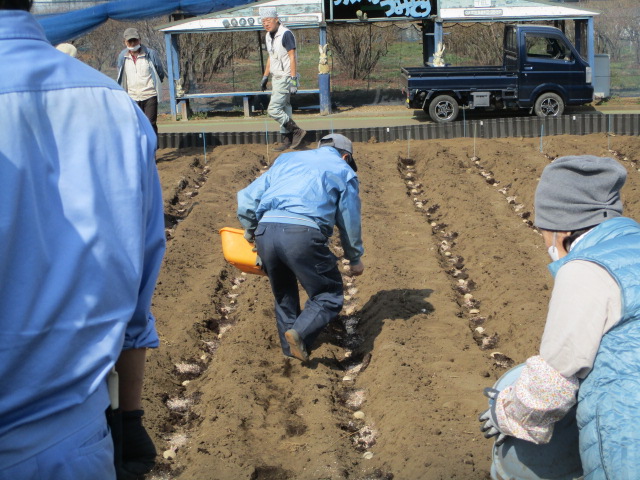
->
<box><xmin>427</xmin><ymin>95</ymin><xmax>459</xmax><ymax>123</ymax></box>
<box><xmin>534</xmin><ymin>93</ymin><xmax>564</xmax><ymax>118</ymax></box>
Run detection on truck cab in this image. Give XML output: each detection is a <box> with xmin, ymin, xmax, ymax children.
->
<box><xmin>508</xmin><ymin>25</ymin><xmax>593</xmax><ymax>115</ymax></box>
<box><xmin>401</xmin><ymin>24</ymin><xmax>593</xmax><ymax>122</ymax></box>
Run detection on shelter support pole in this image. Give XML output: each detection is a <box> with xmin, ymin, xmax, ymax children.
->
<box><xmin>319</xmin><ymin>24</ymin><xmax>331</xmax><ymax>116</ymax></box>
<box><xmin>574</xmin><ymin>20</ymin><xmax>584</xmax><ymax>57</ymax></box>
<box><xmin>165</xmin><ymin>33</ymin><xmax>181</xmax><ymax>121</ymax></box>
<box><xmin>434</xmin><ymin>21</ymin><xmax>443</xmax><ymax>54</ymax></box>
<box><xmin>422</xmin><ymin>19</ymin><xmax>442</xmax><ymax>66</ymax></box>
<box><xmin>586</xmin><ymin>19</ymin><xmax>595</xmax><ymax>78</ymax></box>
<box><xmin>573</xmin><ymin>19</ymin><xmax>595</xmax><ymax>97</ymax></box>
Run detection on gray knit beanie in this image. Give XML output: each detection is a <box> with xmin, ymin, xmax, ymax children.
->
<box><xmin>534</xmin><ymin>155</ymin><xmax>626</xmax><ymax>231</ymax></box>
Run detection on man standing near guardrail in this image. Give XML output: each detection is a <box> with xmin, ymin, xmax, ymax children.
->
<box><xmin>259</xmin><ymin>6</ymin><xmax>306</xmax><ymax>151</ymax></box>
<box><xmin>117</xmin><ymin>27</ymin><xmax>165</xmax><ymax>137</ymax></box>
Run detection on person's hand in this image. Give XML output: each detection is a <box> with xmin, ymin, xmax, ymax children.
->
<box><xmin>479</xmin><ymin>388</ymin><xmax>507</xmax><ymax>446</ymax></box>
<box><xmin>118</xmin><ymin>410</ymin><xmax>156</xmax><ymax>479</ymax></box>
<box><xmin>244</xmin><ymin>230</ymin><xmax>255</xmax><ymax>243</ymax></box>
<box><xmin>348</xmin><ymin>260</ymin><xmax>365</xmax><ymax>276</ymax></box>
<box><xmin>260</xmin><ymin>75</ymin><xmax>268</xmax><ymax>92</ymax></box>
<box><xmin>289</xmin><ymin>76</ymin><xmax>298</xmax><ymax>95</ymax></box>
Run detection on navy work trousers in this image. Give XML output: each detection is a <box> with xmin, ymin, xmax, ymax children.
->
<box><xmin>136</xmin><ymin>96</ymin><xmax>158</xmax><ymax>136</ymax></box>
<box><xmin>254</xmin><ymin>222</ymin><xmax>344</xmax><ymax>356</ymax></box>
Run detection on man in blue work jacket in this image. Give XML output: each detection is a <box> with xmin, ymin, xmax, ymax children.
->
<box><xmin>237</xmin><ymin>134</ymin><xmax>365</xmax><ymax>362</ymax></box>
<box><xmin>0</xmin><ymin>2</ymin><xmax>165</xmax><ymax>479</ymax></box>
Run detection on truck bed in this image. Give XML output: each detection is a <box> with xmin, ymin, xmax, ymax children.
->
<box><xmin>401</xmin><ymin>66</ymin><xmax>518</xmax><ymax>91</ymax></box>
<box><xmin>401</xmin><ymin>66</ymin><xmax>509</xmax><ymax>77</ymax></box>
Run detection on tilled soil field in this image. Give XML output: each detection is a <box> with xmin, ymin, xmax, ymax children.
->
<box><xmin>144</xmin><ymin>134</ymin><xmax>640</xmax><ymax>480</ymax></box>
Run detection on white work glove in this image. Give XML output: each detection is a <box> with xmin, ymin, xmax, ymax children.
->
<box><xmin>289</xmin><ymin>76</ymin><xmax>298</xmax><ymax>95</ymax></box>
<box><xmin>479</xmin><ymin>387</ymin><xmax>507</xmax><ymax>446</ymax></box>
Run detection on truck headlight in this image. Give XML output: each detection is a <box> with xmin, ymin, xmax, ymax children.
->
<box><xmin>586</xmin><ymin>66</ymin><xmax>592</xmax><ymax>84</ymax></box>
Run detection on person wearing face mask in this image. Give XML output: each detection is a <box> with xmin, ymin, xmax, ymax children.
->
<box><xmin>117</xmin><ymin>28</ymin><xmax>165</xmax><ymax>136</ymax></box>
<box><xmin>479</xmin><ymin>155</ymin><xmax>640</xmax><ymax>479</ymax></box>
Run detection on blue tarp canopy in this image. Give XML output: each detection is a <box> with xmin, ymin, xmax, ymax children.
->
<box><xmin>37</xmin><ymin>0</ymin><xmax>254</xmax><ymax>45</ymax></box>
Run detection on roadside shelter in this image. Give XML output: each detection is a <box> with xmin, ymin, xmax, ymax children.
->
<box><xmin>158</xmin><ymin>0</ymin><xmax>600</xmax><ymax>119</ymax></box>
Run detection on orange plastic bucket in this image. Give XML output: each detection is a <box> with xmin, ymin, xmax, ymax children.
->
<box><xmin>219</xmin><ymin>227</ymin><xmax>266</xmax><ymax>276</ymax></box>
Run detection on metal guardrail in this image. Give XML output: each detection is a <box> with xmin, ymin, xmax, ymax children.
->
<box><xmin>157</xmin><ymin>113</ymin><xmax>640</xmax><ymax>149</ymax></box>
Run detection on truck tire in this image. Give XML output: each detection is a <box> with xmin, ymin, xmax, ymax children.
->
<box><xmin>534</xmin><ymin>92</ymin><xmax>564</xmax><ymax>118</ymax></box>
<box><xmin>427</xmin><ymin>95</ymin><xmax>459</xmax><ymax>123</ymax></box>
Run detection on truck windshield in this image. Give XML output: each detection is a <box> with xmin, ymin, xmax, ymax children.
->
<box><xmin>525</xmin><ymin>34</ymin><xmax>573</xmax><ymax>62</ymax></box>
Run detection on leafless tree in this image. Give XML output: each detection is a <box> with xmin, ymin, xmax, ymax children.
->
<box><xmin>72</xmin><ymin>19</ymin><xmax>123</xmax><ymax>73</ymax></box>
<box><xmin>583</xmin><ymin>0</ymin><xmax>640</xmax><ymax>62</ymax></box>
<box><xmin>134</xmin><ymin>18</ymin><xmax>168</xmax><ymax>64</ymax></box>
<box><xmin>328</xmin><ymin>23</ymin><xmax>395</xmax><ymax>80</ymax></box>
<box><xmin>445</xmin><ymin>23</ymin><xmax>504</xmax><ymax>66</ymax></box>
<box><xmin>178</xmin><ymin>31</ymin><xmax>254</xmax><ymax>90</ymax></box>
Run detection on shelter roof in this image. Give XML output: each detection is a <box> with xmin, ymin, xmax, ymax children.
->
<box><xmin>439</xmin><ymin>0</ymin><xmax>598</xmax><ymax>22</ymax></box>
<box><xmin>156</xmin><ymin>0</ymin><xmax>598</xmax><ymax>34</ymax></box>
<box><xmin>158</xmin><ymin>0</ymin><xmax>323</xmax><ymax>33</ymax></box>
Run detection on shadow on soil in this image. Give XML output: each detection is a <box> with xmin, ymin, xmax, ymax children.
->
<box><xmin>355</xmin><ymin>288</ymin><xmax>435</xmax><ymax>354</ymax></box>
<box><xmin>309</xmin><ymin>288</ymin><xmax>435</xmax><ymax>370</ymax></box>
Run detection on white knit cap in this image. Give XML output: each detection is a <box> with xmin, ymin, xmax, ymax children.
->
<box><xmin>56</xmin><ymin>43</ymin><xmax>77</xmax><ymax>58</ymax></box>
<box><xmin>259</xmin><ymin>6</ymin><xmax>278</xmax><ymax>19</ymax></box>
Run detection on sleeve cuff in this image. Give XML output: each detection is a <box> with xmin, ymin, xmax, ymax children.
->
<box><xmin>122</xmin><ymin>313</ymin><xmax>160</xmax><ymax>350</ymax></box>
<box><xmin>494</xmin><ymin>356</ymin><xmax>579</xmax><ymax>444</ymax></box>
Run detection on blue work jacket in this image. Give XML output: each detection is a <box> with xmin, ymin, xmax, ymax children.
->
<box><xmin>0</xmin><ymin>11</ymin><xmax>165</xmax><ymax>468</ymax></box>
<box><xmin>237</xmin><ymin>146</ymin><xmax>364</xmax><ymax>263</ymax></box>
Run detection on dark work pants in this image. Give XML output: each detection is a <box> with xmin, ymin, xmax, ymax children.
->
<box><xmin>136</xmin><ymin>97</ymin><xmax>158</xmax><ymax>136</ymax></box>
<box><xmin>254</xmin><ymin>222</ymin><xmax>344</xmax><ymax>356</ymax></box>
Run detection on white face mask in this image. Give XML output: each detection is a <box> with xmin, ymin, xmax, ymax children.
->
<box><xmin>548</xmin><ymin>232</ymin><xmax>560</xmax><ymax>262</ymax></box>
<box><xmin>127</xmin><ymin>44</ymin><xmax>141</xmax><ymax>52</ymax></box>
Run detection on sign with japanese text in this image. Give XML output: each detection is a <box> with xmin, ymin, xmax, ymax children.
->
<box><xmin>326</xmin><ymin>0</ymin><xmax>437</xmax><ymax>20</ymax></box>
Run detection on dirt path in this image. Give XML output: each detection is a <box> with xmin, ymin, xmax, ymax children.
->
<box><xmin>144</xmin><ymin>134</ymin><xmax>640</xmax><ymax>480</ymax></box>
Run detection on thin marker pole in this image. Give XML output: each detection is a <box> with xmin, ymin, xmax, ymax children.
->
<box><xmin>202</xmin><ymin>131</ymin><xmax>207</xmax><ymax>164</ymax></box>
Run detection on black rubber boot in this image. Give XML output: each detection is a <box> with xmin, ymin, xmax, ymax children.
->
<box><xmin>285</xmin><ymin>120</ymin><xmax>307</xmax><ymax>149</ymax></box>
<box><xmin>274</xmin><ymin>132</ymin><xmax>293</xmax><ymax>151</ymax></box>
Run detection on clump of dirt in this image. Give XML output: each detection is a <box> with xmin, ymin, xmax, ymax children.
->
<box><xmin>144</xmin><ymin>134</ymin><xmax>640</xmax><ymax>479</ymax></box>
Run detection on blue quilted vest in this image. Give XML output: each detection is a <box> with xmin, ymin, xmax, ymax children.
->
<box><xmin>548</xmin><ymin>217</ymin><xmax>640</xmax><ymax>480</ymax></box>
